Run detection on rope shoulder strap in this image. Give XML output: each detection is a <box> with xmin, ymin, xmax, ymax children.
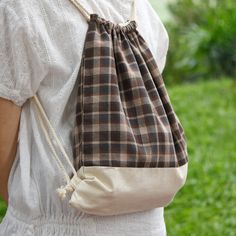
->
<box><xmin>31</xmin><ymin>95</ymin><xmax>82</xmax><ymax>199</ymax></box>
<box><xmin>31</xmin><ymin>95</ymin><xmax>77</xmax><ymax>176</ymax></box>
<box><xmin>69</xmin><ymin>0</ymin><xmax>90</xmax><ymax>22</ymax></box>
<box><xmin>68</xmin><ymin>0</ymin><xmax>137</xmax><ymax>23</ymax></box>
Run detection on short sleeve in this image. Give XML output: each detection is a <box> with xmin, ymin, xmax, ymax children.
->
<box><xmin>0</xmin><ymin>3</ymin><xmax>49</xmax><ymax>107</ymax></box>
<box><xmin>139</xmin><ymin>0</ymin><xmax>169</xmax><ymax>74</ymax></box>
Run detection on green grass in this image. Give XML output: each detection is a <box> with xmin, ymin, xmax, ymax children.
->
<box><xmin>164</xmin><ymin>78</ymin><xmax>236</xmax><ymax>236</ymax></box>
<box><xmin>1</xmin><ymin>79</ymin><xmax>236</xmax><ymax>235</ymax></box>
<box><xmin>0</xmin><ymin>197</ymin><xmax>6</xmax><ymax>222</ymax></box>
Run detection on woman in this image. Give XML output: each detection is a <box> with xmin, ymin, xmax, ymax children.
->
<box><xmin>0</xmin><ymin>0</ymin><xmax>169</xmax><ymax>235</ymax></box>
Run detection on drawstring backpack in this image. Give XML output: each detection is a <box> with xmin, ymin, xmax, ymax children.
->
<box><xmin>31</xmin><ymin>0</ymin><xmax>189</xmax><ymax>216</ymax></box>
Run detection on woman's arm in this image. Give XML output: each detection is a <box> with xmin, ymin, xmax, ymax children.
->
<box><xmin>0</xmin><ymin>97</ymin><xmax>21</xmax><ymax>204</ymax></box>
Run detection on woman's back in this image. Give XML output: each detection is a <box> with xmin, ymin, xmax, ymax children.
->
<box><xmin>0</xmin><ymin>0</ymin><xmax>169</xmax><ymax>235</ymax></box>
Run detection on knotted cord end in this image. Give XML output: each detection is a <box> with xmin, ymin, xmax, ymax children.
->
<box><xmin>56</xmin><ymin>184</ymin><xmax>74</xmax><ymax>200</ymax></box>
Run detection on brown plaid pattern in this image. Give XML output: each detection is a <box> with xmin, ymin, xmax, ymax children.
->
<box><xmin>73</xmin><ymin>13</ymin><xmax>188</xmax><ymax>169</ymax></box>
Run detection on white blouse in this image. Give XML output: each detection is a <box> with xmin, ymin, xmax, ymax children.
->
<box><xmin>0</xmin><ymin>0</ymin><xmax>169</xmax><ymax>235</ymax></box>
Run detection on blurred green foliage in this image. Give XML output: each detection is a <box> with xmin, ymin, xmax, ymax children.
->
<box><xmin>163</xmin><ymin>0</ymin><xmax>236</xmax><ymax>84</ymax></box>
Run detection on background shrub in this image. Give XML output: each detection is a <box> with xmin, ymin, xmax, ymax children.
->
<box><xmin>163</xmin><ymin>0</ymin><xmax>236</xmax><ymax>84</ymax></box>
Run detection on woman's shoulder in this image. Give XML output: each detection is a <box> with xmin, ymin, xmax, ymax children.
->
<box><xmin>0</xmin><ymin>0</ymin><xmax>49</xmax><ymax>107</ymax></box>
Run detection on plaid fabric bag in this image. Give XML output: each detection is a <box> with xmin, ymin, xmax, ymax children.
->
<box><xmin>32</xmin><ymin>0</ymin><xmax>188</xmax><ymax>216</ymax></box>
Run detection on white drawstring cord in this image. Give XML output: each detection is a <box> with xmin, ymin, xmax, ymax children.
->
<box><xmin>32</xmin><ymin>95</ymin><xmax>77</xmax><ymax>177</ymax></box>
<box><xmin>34</xmin><ymin>101</ymin><xmax>71</xmax><ymax>184</ymax></box>
<box><xmin>130</xmin><ymin>0</ymin><xmax>137</xmax><ymax>22</ymax></box>
<box><xmin>56</xmin><ymin>173</ymin><xmax>83</xmax><ymax>200</ymax></box>
<box><xmin>56</xmin><ymin>184</ymin><xmax>74</xmax><ymax>200</ymax></box>
<box><xmin>31</xmin><ymin>95</ymin><xmax>80</xmax><ymax>200</ymax></box>
<box><xmin>69</xmin><ymin>0</ymin><xmax>91</xmax><ymax>22</ymax></box>
<box><xmin>69</xmin><ymin>0</ymin><xmax>137</xmax><ymax>24</ymax></box>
